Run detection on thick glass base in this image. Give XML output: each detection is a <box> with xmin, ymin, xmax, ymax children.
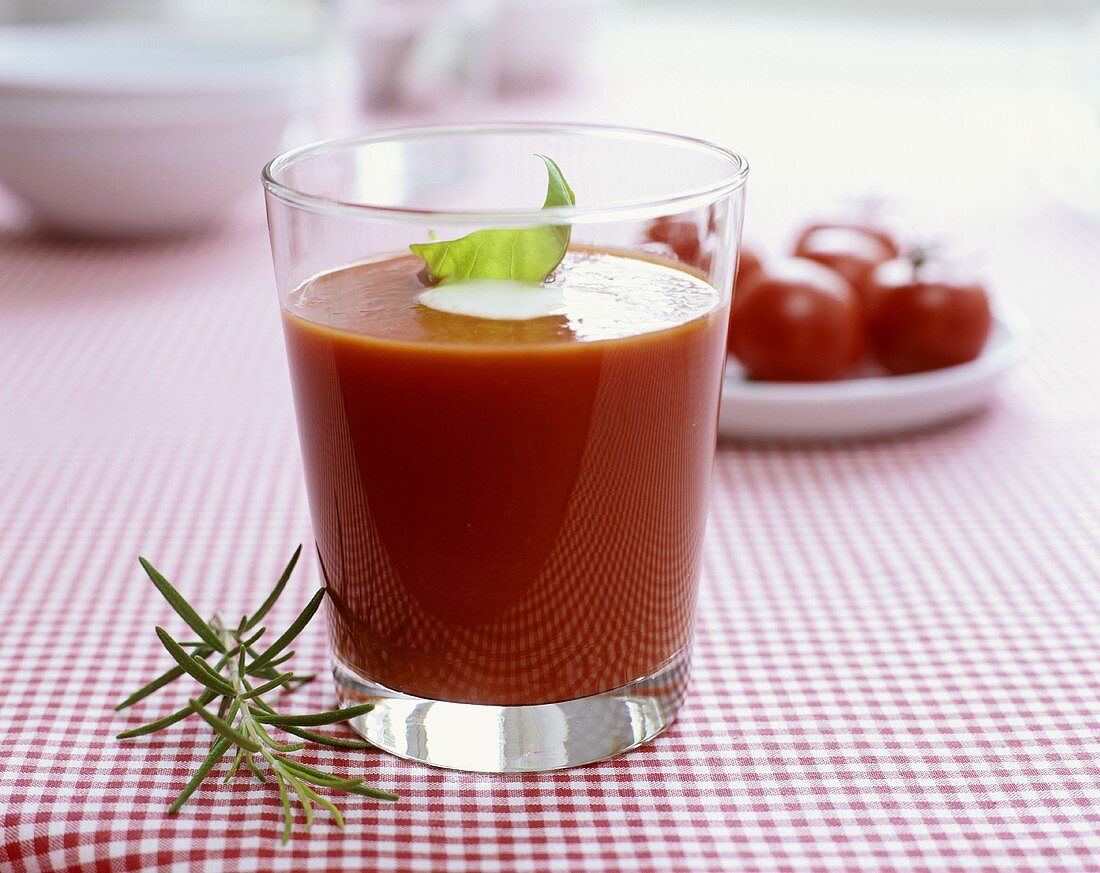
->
<box><xmin>333</xmin><ymin>648</ymin><xmax>690</xmax><ymax>773</ymax></box>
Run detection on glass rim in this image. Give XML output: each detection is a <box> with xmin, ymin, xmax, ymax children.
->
<box><xmin>261</xmin><ymin>122</ymin><xmax>749</xmax><ymax>226</ymax></box>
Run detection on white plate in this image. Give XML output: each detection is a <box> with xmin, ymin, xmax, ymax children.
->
<box><xmin>718</xmin><ymin>303</ymin><xmax>1028</xmax><ymax>442</ymax></box>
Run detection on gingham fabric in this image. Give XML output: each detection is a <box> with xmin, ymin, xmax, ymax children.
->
<box><xmin>3</xmin><ymin>19</ymin><xmax>1100</xmax><ymax>867</ymax></box>
<box><xmin>2</xmin><ymin>186</ymin><xmax>1098</xmax><ymax>870</ymax></box>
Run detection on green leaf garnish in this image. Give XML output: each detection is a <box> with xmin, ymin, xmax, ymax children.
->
<box><xmin>410</xmin><ymin>154</ymin><xmax>575</xmax><ymax>285</ymax></box>
<box><xmin>116</xmin><ymin>549</ymin><xmax>396</xmax><ymax>843</ymax></box>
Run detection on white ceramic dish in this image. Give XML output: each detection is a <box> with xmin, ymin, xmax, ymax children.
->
<box><xmin>718</xmin><ymin>303</ymin><xmax>1028</xmax><ymax>442</ymax></box>
<box><xmin>0</xmin><ymin>25</ymin><xmax>315</xmax><ymax>237</ymax></box>
<box><xmin>491</xmin><ymin>0</ymin><xmax>618</xmax><ymax>91</ymax></box>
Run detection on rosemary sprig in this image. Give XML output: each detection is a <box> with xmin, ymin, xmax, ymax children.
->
<box><xmin>116</xmin><ymin>546</ymin><xmax>397</xmax><ymax>842</ymax></box>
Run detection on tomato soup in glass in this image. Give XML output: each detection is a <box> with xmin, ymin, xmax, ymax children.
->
<box><xmin>263</xmin><ymin>125</ymin><xmax>747</xmax><ymax>772</ymax></box>
<box><xmin>283</xmin><ymin>247</ymin><xmax>726</xmax><ymax>706</ymax></box>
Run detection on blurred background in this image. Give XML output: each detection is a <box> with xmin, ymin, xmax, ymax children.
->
<box><xmin>0</xmin><ymin>0</ymin><xmax>1096</xmax><ymax>243</ymax></box>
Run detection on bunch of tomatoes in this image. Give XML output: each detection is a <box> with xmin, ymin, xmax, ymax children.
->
<box><xmin>646</xmin><ymin>216</ymin><xmax>993</xmax><ymax>382</ymax></box>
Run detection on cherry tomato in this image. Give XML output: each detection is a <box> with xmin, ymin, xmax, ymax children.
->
<box><xmin>865</xmin><ymin>257</ymin><xmax>992</xmax><ymax>374</ymax></box>
<box><xmin>736</xmin><ymin>247</ymin><xmax>763</xmax><ymax>288</ymax></box>
<box><xmin>645</xmin><ymin>216</ymin><xmax>701</xmax><ymax>267</ymax></box>
<box><xmin>728</xmin><ymin>258</ymin><xmax>863</xmax><ymax>381</ymax></box>
<box><xmin>793</xmin><ymin>226</ymin><xmax>895</xmax><ymax>304</ymax></box>
<box><xmin>794</xmin><ymin>221</ymin><xmax>900</xmax><ymax>259</ymax></box>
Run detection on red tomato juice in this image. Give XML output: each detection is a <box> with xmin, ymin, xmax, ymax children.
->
<box><xmin>282</xmin><ymin>247</ymin><xmax>727</xmax><ymax>705</ymax></box>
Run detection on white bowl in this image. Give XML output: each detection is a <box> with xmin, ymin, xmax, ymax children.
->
<box><xmin>718</xmin><ymin>303</ymin><xmax>1028</xmax><ymax>442</ymax></box>
<box><xmin>0</xmin><ymin>25</ymin><xmax>315</xmax><ymax>236</ymax></box>
<box><xmin>490</xmin><ymin>0</ymin><xmax>618</xmax><ymax>92</ymax></box>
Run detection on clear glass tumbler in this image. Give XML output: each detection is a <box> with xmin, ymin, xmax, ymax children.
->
<box><xmin>262</xmin><ymin>124</ymin><xmax>748</xmax><ymax>772</ymax></box>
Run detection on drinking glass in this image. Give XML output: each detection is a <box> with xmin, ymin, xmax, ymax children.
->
<box><xmin>263</xmin><ymin>123</ymin><xmax>748</xmax><ymax>772</ymax></box>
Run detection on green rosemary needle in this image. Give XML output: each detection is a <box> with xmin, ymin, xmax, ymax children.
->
<box><xmin>115</xmin><ymin>546</ymin><xmax>397</xmax><ymax>842</ymax></box>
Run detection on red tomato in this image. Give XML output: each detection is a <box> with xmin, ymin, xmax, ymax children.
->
<box><xmin>736</xmin><ymin>247</ymin><xmax>762</xmax><ymax>288</ymax></box>
<box><xmin>793</xmin><ymin>226</ymin><xmax>895</xmax><ymax>304</ymax></box>
<box><xmin>794</xmin><ymin>221</ymin><xmax>900</xmax><ymax>259</ymax></box>
<box><xmin>865</xmin><ymin>258</ymin><xmax>993</xmax><ymax>374</ymax></box>
<box><xmin>728</xmin><ymin>258</ymin><xmax>863</xmax><ymax>381</ymax></box>
<box><xmin>645</xmin><ymin>216</ymin><xmax>701</xmax><ymax>267</ymax></box>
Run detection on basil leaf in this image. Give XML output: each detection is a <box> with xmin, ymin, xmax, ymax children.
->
<box><xmin>410</xmin><ymin>155</ymin><xmax>575</xmax><ymax>285</ymax></box>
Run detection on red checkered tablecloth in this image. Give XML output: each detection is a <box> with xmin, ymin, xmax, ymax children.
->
<box><xmin>1</xmin><ymin>195</ymin><xmax>1098</xmax><ymax>870</ymax></box>
<box><xmin>3</xmin><ymin>12</ymin><xmax>1100</xmax><ymax>869</ymax></box>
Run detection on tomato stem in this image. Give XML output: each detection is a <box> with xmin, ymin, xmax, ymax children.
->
<box><xmin>908</xmin><ymin>247</ymin><xmax>928</xmax><ymax>282</ymax></box>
